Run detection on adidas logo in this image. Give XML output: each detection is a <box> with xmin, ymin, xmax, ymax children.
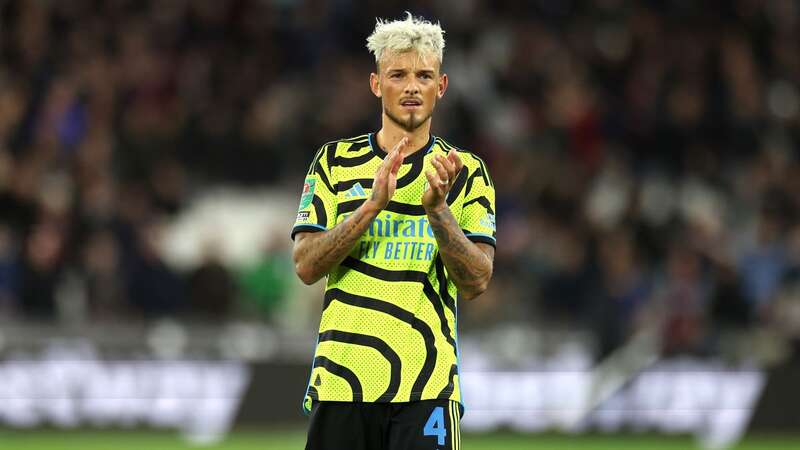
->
<box><xmin>344</xmin><ymin>182</ymin><xmax>367</xmax><ymax>199</ymax></box>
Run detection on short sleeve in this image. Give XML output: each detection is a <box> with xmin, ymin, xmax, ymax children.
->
<box><xmin>291</xmin><ymin>144</ymin><xmax>338</xmax><ymax>240</ymax></box>
<box><xmin>459</xmin><ymin>156</ymin><xmax>496</xmax><ymax>248</ymax></box>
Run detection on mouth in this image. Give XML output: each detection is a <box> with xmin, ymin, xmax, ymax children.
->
<box><xmin>400</xmin><ymin>99</ymin><xmax>422</xmax><ymax>109</ymax></box>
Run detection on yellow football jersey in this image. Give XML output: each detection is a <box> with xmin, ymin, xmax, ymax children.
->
<box><xmin>291</xmin><ymin>133</ymin><xmax>496</xmax><ymax>414</ymax></box>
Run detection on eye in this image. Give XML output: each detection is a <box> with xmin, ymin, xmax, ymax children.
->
<box><xmin>390</xmin><ymin>73</ymin><xmax>403</xmax><ymax>79</ymax></box>
<box><xmin>419</xmin><ymin>73</ymin><xmax>433</xmax><ymax>79</ymax></box>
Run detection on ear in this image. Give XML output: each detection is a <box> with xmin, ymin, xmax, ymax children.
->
<box><xmin>370</xmin><ymin>73</ymin><xmax>381</xmax><ymax>98</ymax></box>
<box><xmin>437</xmin><ymin>73</ymin><xmax>448</xmax><ymax>99</ymax></box>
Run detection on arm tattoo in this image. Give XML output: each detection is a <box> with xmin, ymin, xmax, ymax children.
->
<box><xmin>295</xmin><ymin>205</ymin><xmax>376</xmax><ymax>282</ymax></box>
<box><xmin>426</xmin><ymin>206</ymin><xmax>493</xmax><ymax>299</ymax></box>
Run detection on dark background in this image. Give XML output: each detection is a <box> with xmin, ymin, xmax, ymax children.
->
<box><xmin>0</xmin><ymin>0</ymin><xmax>799</xmax><ymax>366</ymax></box>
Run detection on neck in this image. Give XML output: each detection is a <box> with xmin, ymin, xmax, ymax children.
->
<box><xmin>375</xmin><ymin>113</ymin><xmax>431</xmax><ymax>157</ymax></box>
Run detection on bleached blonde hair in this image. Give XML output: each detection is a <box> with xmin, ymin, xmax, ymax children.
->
<box><xmin>366</xmin><ymin>12</ymin><xmax>445</xmax><ymax>68</ymax></box>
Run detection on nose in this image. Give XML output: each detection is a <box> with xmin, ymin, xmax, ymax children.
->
<box><xmin>404</xmin><ymin>80</ymin><xmax>420</xmax><ymax>95</ymax></box>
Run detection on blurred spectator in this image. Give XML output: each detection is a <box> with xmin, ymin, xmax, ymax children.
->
<box><xmin>19</xmin><ymin>220</ymin><xmax>65</xmax><ymax>318</ymax></box>
<box><xmin>236</xmin><ymin>238</ymin><xmax>292</xmax><ymax>320</ymax></box>
<box><xmin>739</xmin><ymin>194</ymin><xmax>793</xmax><ymax>314</ymax></box>
<box><xmin>0</xmin><ymin>0</ymin><xmax>797</xmax><ymax>364</ymax></box>
<box><xmin>125</xmin><ymin>219</ymin><xmax>185</xmax><ymax>317</ymax></box>
<box><xmin>539</xmin><ymin>227</ymin><xmax>593</xmax><ymax>322</ymax></box>
<box><xmin>709</xmin><ymin>262</ymin><xmax>752</xmax><ymax>329</ymax></box>
<box><xmin>0</xmin><ymin>224</ymin><xmax>19</xmax><ymax>313</ymax></box>
<box><xmin>188</xmin><ymin>242</ymin><xmax>237</xmax><ymax>320</ymax></box>
<box><xmin>773</xmin><ymin>271</ymin><xmax>800</xmax><ymax>359</ymax></box>
<box><xmin>591</xmin><ymin>229</ymin><xmax>653</xmax><ymax>358</ymax></box>
<box><xmin>82</xmin><ymin>228</ymin><xmax>127</xmax><ymax>318</ymax></box>
<box><xmin>657</xmin><ymin>242</ymin><xmax>709</xmax><ymax>356</ymax></box>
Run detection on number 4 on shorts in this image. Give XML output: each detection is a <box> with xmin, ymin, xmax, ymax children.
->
<box><xmin>423</xmin><ymin>406</ymin><xmax>447</xmax><ymax>446</ymax></box>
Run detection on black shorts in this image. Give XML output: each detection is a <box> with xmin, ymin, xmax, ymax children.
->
<box><xmin>305</xmin><ymin>400</ymin><xmax>462</xmax><ymax>450</ymax></box>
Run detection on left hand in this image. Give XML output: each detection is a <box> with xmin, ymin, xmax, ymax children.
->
<box><xmin>423</xmin><ymin>150</ymin><xmax>464</xmax><ymax>212</ymax></box>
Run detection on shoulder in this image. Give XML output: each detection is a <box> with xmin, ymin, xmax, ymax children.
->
<box><xmin>310</xmin><ymin>133</ymin><xmax>372</xmax><ymax>172</ymax></box>
<box><xmin>321</xmin><ymin>133</ymin><xmax>372</xmax><ymax>155</ymax></box>
<box><xmin>435</xmin><ymin>136</ymin><xmax>494</xmax><ymax>190</ymax></box>
<box><xmin>433</xmin><ymin>136</ymin><xmax>489</xmax><ymax>170</ymax></box>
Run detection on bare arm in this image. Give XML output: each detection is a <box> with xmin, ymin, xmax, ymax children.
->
<box><xmin>426</xmin><ymin>204</ymin><xmax>494</xmax><ymax>300</ymax></box>
<box><xmin>293</xmin><ymin>203</ymin><xmax>380</xmax><ymax>285</ymax></box>
<box><xmin>293</xmin><ymin>137</ymin><xmax>408</xmax><ymax>285</ymax></box>
<box><xmin>423</xmin><ymin>151</ymin><xmax>495</xmax><ymax>300</ymax></box>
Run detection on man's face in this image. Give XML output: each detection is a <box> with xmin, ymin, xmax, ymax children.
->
<box><xmin>370</xmin><ymin>51</ymin><xmax>448</xmax><ymax>132</ymax></box>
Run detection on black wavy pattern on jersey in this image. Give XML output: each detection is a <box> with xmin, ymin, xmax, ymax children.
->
<box><xmin>345</xmin><ymin>140</ymin><xmax>371</xmax><ymax>152</ymax></box>
<box><xmin>336</xmin><ymin>199</ymin><xmax>363</xmax><ymax>215</ymax></box>
<box><xmin>340</xmin><ymin>256</ymin><xmax>426</xmax><ymax>283</ymax></box>
<box><xmin>337</xmin><ymin>189</ymin><xmax>466</xmax><ymax>216</ymax></box>
<box><xmin>463</xmin><ymin>196</ymin><xmax>494</xmax><ymax>214</ymax></box>
<box><xmin>333</xmin><ymin>151</ymin><xmax>377</xmax><ymax>168</ymax></box>
<box><xmin>446</xmin><ymin>166</ymin><xmax>468</xmax><ymax>203</ymax></box>
<box><xmin>336</xmin><ymin>199</ymin><xmax>425</xmax><ymax>216</ymax></box>
<box><xmin>431</xmin><ymin>139</ymin><xmax>469</xmax><ymax>203</ymax></box>
<box><xmin>312</xmin><ymin>195</ymin><xmax>327</xmax><ymax>226</ymax></box>
<box><xmin>319</xmin><ymin>326</ymin><xmax>401</xmax><ymax>402</ymax></box>
<box><xmin>437</xmin><ymin>364</ymin><xmax>458</xmax><ymax>398</ymax></box>
<box><xmin>307</xmin><ymin>385</ymin><xmax>319</xmax><ymax>401</ymax></box>
<box><xmin>436</xmin><ymin>137</ymin><xmax>455</xmax><ymax>151</ymax></box>
<box><xmin>394</xmin><ymin>153</ymin><xmax>424</xmax><ymax>189</ymax></box>
<box><xmin>434</xmin><ymin>257</ymin><xmax>456</xmax><ymax>314</ymax></box>
<box><xmin>382</xmin><ymin>200</ymin><xmax>426</xmax><ymax>215</ymax></box>
<box><xmin>336</xmin><ymin>178</ymin><xmax>374</xmax><ymax>192</ymax></box>
<box><xmin>313</xmin><ymin>356</ymin><xmax>363</xmax><ymax>402</ymax></box>
<box><xmin>325</xmin><ymin>287</ymin><xmax>436</xmax><ymax>402</ymax></box>
<box><xmin>477</xmin><ymin>157</ymin><xmax>492</xmax><ymax>187</ymax></box>
<box><xmin>436</xmin><ymin>137</ymin><xmax>492</xmax><ymax>188</ymax></box>
<box><xmin>340</xmin><ymin>257</ymin><xmax>457</xmax><ymax>353</ymax></box>
<box><xmin>314</xmin><ymin>156</ymin><xmax>336</xmax><ymax>192</ymax></box>
<box><xmin>465</xmin><ymin>166</ymin><xmax>483</xmax><ymax>196</ymax></box>
<box><xmin>326</xmin><ymin>142</ymin><xmax>336</xmax><ymax>173</ymax></box>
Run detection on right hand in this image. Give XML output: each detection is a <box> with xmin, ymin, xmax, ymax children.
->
<box><xmin>365</xmin><ymin>137</ymin><xmax>407</xmax><ymax>213</ymax></box>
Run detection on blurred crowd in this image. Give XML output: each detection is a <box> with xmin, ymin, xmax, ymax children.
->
<box><xmin>1</xmin><ymin>0</ymin><xmax>799</xmax><ymax>361</ymax></box>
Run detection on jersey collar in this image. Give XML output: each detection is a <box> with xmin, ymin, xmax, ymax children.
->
<box><xmin>368</xmin><ymin>132</ymin><xmax>435</xmax><ymax>164</ymax></box>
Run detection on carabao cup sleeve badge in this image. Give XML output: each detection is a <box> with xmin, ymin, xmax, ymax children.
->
<box><xmin>298</xmin><ymin>177</ymin><xmax>316</xmax><ymax>210</ymax></box>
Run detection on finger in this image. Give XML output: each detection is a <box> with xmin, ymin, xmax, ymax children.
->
<box><xmin>425</xmin><ymin>170</ymin><xmax>444</xmax><ymax>194</ymax></box>
<box><xmin>427</xmin><ymin>168</ymin><xmax>449</xmax><ymax>195</ymax></box>
<box><xmin>380</xmin><ymin>149</ymin><xmax>396</xmax><ymax>171</ymax></box>
<box><xmin>431</xmin><ymin>157</ymin><xmax>447</xmax><ymax>178</ymax></box>
<box><xmin>448</xmin><ymin>150</ymin><xmax>464</xmax><ymax>174</ymax></box>
<box><xmin>376</xmin><ymin>152</ymin><xmax>389</xmax><ymax>179</ymax></box>
<box><xmin>376</xmin><ymin>152</ymin><xmax>395</xmax><ymax>188</ymax></box>
<box><xmin>383</xmin><ymin>137</ymin><xmax>406</xmax><ymax>172</ymax></box>
<box><xmin>438</xmin><ymin>154</ymin><xmax>455</xmax><ymax>174</ymax></box>
<box><xmin>394</xmin><ymin>136</ymin><xmax>408</xmax><ymax>152</ymax></box>
<box><xmin>437</xmin><ymin>154</ymin><xmax>457</xmax><ymax>182</ymax></box>
<box><xmin>391</xmin><ymin>136</ymin><xmax>409</xmax><ymax>154</ymax></box>
<box><xmin>432</xmin><ymin>158</ymin><xmax>449</xmax><ymax>184</ymax></box>
<box><xmin>390</xmin><ymin>151</ymin><xmax>404</xmax><ymax>176</ymax></box>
